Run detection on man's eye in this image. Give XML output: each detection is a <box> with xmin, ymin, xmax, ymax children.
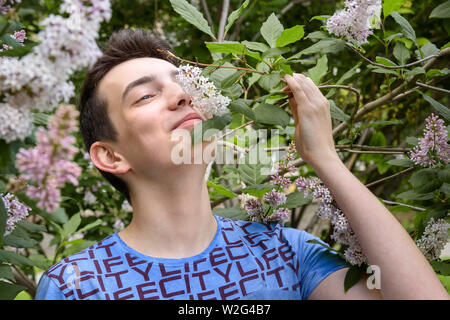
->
<box><xmin>136</xmin><ymin>95</ymin><xmax>153</xmax><ymax>103</ymax></box>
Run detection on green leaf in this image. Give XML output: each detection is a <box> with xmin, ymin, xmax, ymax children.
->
<box><xmin>396</xmin><ymin>190</ymin><xmax>434</xmax><ymax>201</ymax></box>
<box><xmin>0</xmin><ymin>249</ymin><xmax>37</xmax><ymax>267</ymax></box>
<box><xmin>328</xmin><ymin>100</ymin><xmax>350</xmax><ymax>123</ymax></box>
<box><xmin>206</xmin><ymin>181</ymin><xmax>237</xmax><ymax>199</ymax></box>
<box><xmin>228</xmin><ymin>100</ymin><xmax>256</xmax><ymax>121</ymax></box>
<box><xmin>276</xmin><ymin>25</ymin><xmax>305</xmax><ymax>48</ymax></box>
<box><xmin>409</xmin><ymin>168</ymin><xmax>438</xmax><ymax>189</ymax></box>
<box><xmin>169</xmin><ymin>0</ymin><xmax>216</xmax><ymax>39</ymax></box>
<box><xmin>420</xmin><ymin>92</ymin><xmax>450</xmax><ymax>122</ymax></box>
<box><xmin>205</xmin><ymin>41</ymin><xmax>245</xmax><ymax>55</ymax></box>
<box><xmin>289</xmin><ymin>39</ymin><xmax>345</xmax><ymax>59</ymax></box>
<box><xmin>258</xmin><ymin>72</ymin><xmax>281</xmax><ymax>91</ymax></box>
<box><xmin>375</xmin><ymin>56</ymin><xmax>398</xmax><ymax>67</ymax></box>
<box><xmin>261</xmin><ymin>47</ymin><xmax>290</xmax><ymax>59</ymax></box>
<box><xmin>281</xmin><ymin>191</ymin><xmax>313</xmax><ymax>209</ymax></box>
<box><xmin>191</xmin><ymin>113</ymin><xmax>233</xmax><ymax>145</ymax></box>
<box><xmin>387</xmin><ymin>158</ymin><xmax>414</xmax><ymax>167</ymax></box>
<box><xmin>393</xmin><ymin>41</ymin><xmax>411</xmax><ymax>65</ymax></box>
<box><xmin>241</xmin><ymin>41</ymin><xmax>269</xmax><ymax>52</ymax></box>
<box><xmin>390</xmin><ymin>11</ymin><xmax>416</xmax><ymax>43</ymax></box>
<box><xmin>62</xmin><ymin>213</ymin><xmax>81</xmax><ymax>239</ymax></box>
<box><xmin>431</xmin><ymin>261</ymin><xmax>450</xmax><ymax>276</ymax></box>
<box><xmin>429</xmin><ymin>0</ymin><xmax>450</xmax><ymax>19</ymax></box>
<box><xmin>0</xmin><ymin>264</ymin><xmax>15</xmax><ymax>282</ymax></box>
<box><xmin>368</xmin><ymin>66</ymin><xmax>399</xmax><ymax>76</ymax></box>
<box><xmin>253</xmin><ymin>103</ymin><xmax>290</xmax><ymax>126</ymax></box>
<box><xmin>224</xmin><ymin>0</ymin><xmax>249</xmax><ymax>36</ymax></box>
<box><xmin>212</xmin><ymin>207</ymin><xmax>248</xmax><ymax>221</ymax></box>
<box><xmin>405</xmin><ymin>66</ymin><xmax>425</xmax><ymax>78</ymax></box>
<box><xmin>76</xmin><ymin>219</ymin><xmax>102</xmax><ymax>234</ymax></box>
<box><xmin>383</xmin><ymin>0</ymin><xmax>407</xmax><ymax>18</ymax></box>
<box><xmin>221</xmin><ymin>70</ymin><xmax>245</xmax><ymax>89</ymax></box>
<box><xmin>307</xmin><ymin>55</ymin><xmax>328</xmax><ymax>85</ymax></box>
<box><xmin>419</xmin><ymin>42</ymin><xmax>440</xmax><ymax>58</ymax></box>
<box><xmin>238</xmin><ymin>162</ymin><xmax>269</xmax><ymax>186</ymax></box>
<box><xmin>0</xmin><ymin>281</ymin><xmax>26</xmax><ymax>300</ymax></box>
<box><xmin>3</xmin><ymin>234</ymin><xmax>37</xmax><ymax>248</ymax></box>
<box><xmin>344</xmin><ymin>266</ymin><xmax>363</xmax><ymax>293</ymax></box>
<box><xmin>260</xmin><ymin>13</ymin><xmax>284</xmax><ymax>48</ymax></box>
<box><xmin>241</xmin><ymin>184</ymin><xmax>274</xmax><ymax>198</ymax></box>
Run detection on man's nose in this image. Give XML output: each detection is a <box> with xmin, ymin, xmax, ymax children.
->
<box><xmin>166</xmin><ymin>81</ymin><xmax>192</xmax><ymax>110</ymax></box>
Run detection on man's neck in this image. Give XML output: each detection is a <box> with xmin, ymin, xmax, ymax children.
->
<box><xmin>118</xmin><ymin>164</ymin><xmax>217</xmax><ymax>259</ymax></box>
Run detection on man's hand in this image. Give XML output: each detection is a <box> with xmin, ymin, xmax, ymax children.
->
<box><xmin>282</xmin><ymin>73</ymin><xmax>339</xmax><ymax>168</ymax></box>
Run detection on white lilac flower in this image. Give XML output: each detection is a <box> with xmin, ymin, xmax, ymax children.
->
<box><xmin>83</xmin><ymin>190</ymin><xmax>97</xmax><ymax>205</ymax></box>
<box><xmin>0</xmin><ymin>0</ymin><xmax>111</xmax><ymax>141</ymax></box>
<box><xmin>1</xmin><ymin>193</ymin><xmax>31</xmax><ymax>235</ymax></box>
<box><xmin>0</xmin><ymin>103</ymin><xmax>34</xmax><ymax>142</ymax></box>
<box><xmin>416</xmin><ymin>218</ymin><xmax>450</xmax><ymax>261</ymax></box>
<box><xmin>175</xmin><ymin>65</ymin><xmax>231</xmax><ymax>117</ymax></box>
<box><xmin>326</xmin><ymin>0</ymin><xmax>382</xmax><ymax>46</ymax></box>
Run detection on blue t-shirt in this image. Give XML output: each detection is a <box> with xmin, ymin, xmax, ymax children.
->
<box><xmin>35</xmin><ymin>215</ymin><xmax>349</xmax><ymax>300</ymax></box>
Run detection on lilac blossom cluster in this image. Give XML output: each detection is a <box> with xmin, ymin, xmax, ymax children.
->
<box><xmin>326</xmin><ymin>0</ymin><xmax>382</xmax><ymax>46</ymax></box>
<box><xmin>241</xmin><ymin>142</ymin><xmax>298</xmax><ymax>223</ymax></box>
<box><xmin>0</xmin><ymin>0</ymin><xmax>111</xmax><ymax>142</ymax></box>
<box><xmin>416</xmin><ymin>218</ymin><xmax>450</xmax><ymax>261</ymax></box>
<box><xmin>14</xmin><ymin>105</ymin><xmax>82</xmax><ymax>213</ymax></box>
<box><xmin>295</xmin><ymin>176</ymin><xmax>368</xmax><ymax>266</ymax></box>
<box><xmin>408</xmin><ymin>113</ymin><xmax>450</xmax><ymax>168</ymax></box>
<box><xmin>1</xmin><ymin>192</ymin><xmax>31</xmax><ymax>235</ymax></box>
<box><xmin>0</xmin><ymin>0</ymin><xmax>20</xmax><ymax>14</ymax></box>
<box><xmin>175</xmin><ymin>65</ymin><xmax>231</xmax><ymax>117</ymax></box>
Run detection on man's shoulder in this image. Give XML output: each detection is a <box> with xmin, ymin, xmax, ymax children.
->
<box><xmin>43</xmin><ymin>233</ymin><xmax>119</xmax><ymax>279</ymax></box>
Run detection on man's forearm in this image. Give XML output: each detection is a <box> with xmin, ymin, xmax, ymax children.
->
<box><xmin>312</xmin><ymin>156</ymin><xmax>448</xmax><ymax>299</ymax></box>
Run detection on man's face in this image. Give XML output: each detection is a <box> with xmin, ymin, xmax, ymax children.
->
<box><xmin>96</xmin><ymin>57</ymin><xmax>213</xmax><ymax>180</ymax></box>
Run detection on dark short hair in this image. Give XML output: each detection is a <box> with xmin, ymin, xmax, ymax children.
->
<box><xmin>78</xmin><ymin>28</ymin><xmax>178</xmax><ymax>205</ymax></box>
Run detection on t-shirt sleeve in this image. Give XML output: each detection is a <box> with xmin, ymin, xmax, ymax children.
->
<box><xmin>293</xmin><ymin>229</ymin><xmax>350</xmax><ymax>300</ymax></box>
<box><xmin>34</xmin><ymin>273</ymin><xmax>67</xmax><ymax>300</ymax></box>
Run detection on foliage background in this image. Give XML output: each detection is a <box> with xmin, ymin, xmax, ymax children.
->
<box><xmin>0</xmin><ymin>0</ymin><xmax>449</xmax><ymax>299</ymax></box>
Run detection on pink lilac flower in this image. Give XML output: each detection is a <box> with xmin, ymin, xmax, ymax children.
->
<box><xmin>11</xmin><ymin>30</ymin><xmax>26</xmax><ymax>43</ymax></box>
<box><xmin>1</xmin><ymin>192</ymin><xmax>31</xmax><ymax>235</ymax></box>
<box><xmin>295</xmin><ymin>175</ymin><xmax>368</xmax><ymax>266</ymax></box>
<box><xmin>269</xmin><ymin>141</ymin><xmax>297</xmax><ymax>189</ymax></box>
<box><xmin>0</xmin><ymin>0</ymin><xmax>21</xmax><ymax>14</ymax></box>
<box><xmin>244</xmin><ymin>198</ymin><xmax>264</xmax><ymax>218</ymax></box>
<box><xmin>408</xmin><ymin>113</ymin><xmax>450</xmax><ymax>168</ymax></box>
<box><xmin>263</xmin><ymin>190</ymin><xmax>287</xmax><ymax>207</ymax></box>
<box><xmin>326</xmin><ymin>0</ymin><xmax>382</xmax><ymax>46</ymax></box>
<box><xmin>15</xmin><ymin>105</ymin><xmax>82</xmax><ymax>213</ymax></box>
<box><xmin>266</xmin><ymin>207</ymin><xmax>291</xmax><ymax>222</ymax></box>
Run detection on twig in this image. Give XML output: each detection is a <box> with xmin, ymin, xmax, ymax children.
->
<box><xmin>157</xmin><ymin>49</ymin><xmax>267</xmax><ymax>75</ymax></box>
<box><xmin>218</xmin><ymin>0</ymin><xmax>230</xmax><ymax>42</ymax></box>
<box><xmin>200</xmin><ymin>0</ymin><xmax>215</xmax><ymax>36</ymax></box>
<box><xmin>345</xmin><ymin>43</ymin><xmax>439</xmax><ymax>69</ymax></box>
<box><xmin>217</xmin><ymin>120</ymin><xmax>254</xmax><ymax>140</ymax></box>
<box><xmin>365</xmin><ymin>167</ymin><xmax>415</xmax><ymax>188</ymax></box>
<box><xmin>332</xmin><ymin>47</ymin><xmax>450</xmax><ymax>138</ymax></box>
<box><xmin>415</xmin><ymin>81</ymin><xmax>450</xmax><ymax>94</ymax></box>
<box><xmin>380</xmin><ymin>199</ymin><xmax>425</xmax><ymax>212</ymax></box>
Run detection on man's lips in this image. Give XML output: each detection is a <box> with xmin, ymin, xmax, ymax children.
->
<box><xmin>172</xmin><ymin>112</ymin><xmax>203</xmax><ymax>130</ymax></box>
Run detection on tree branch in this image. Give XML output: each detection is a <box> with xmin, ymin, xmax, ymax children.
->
<box><xmin>217</xmin><ymin>0</ymin><xmax>230</xmax><ymax>42</ymax></box>
<box><xmin>200</xmin><ymin>0</ymin><xmax>215</xmax><ymax>36</ymax></box>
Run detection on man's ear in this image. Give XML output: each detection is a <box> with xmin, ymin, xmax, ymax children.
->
<box><xmin>89</xmin><ymin>141</ymin><xmax>131</xmax><ymax>175</ymax></box>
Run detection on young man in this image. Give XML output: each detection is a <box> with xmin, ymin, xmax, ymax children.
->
<box><xmin>35</xmin><ymin>28</ymin><xmax>448</xmax><ymax>300</ymax></box>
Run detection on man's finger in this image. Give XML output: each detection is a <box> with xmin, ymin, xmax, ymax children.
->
<box><xmin>284</xmin><ymin>75</ymin><xmax>310</xmax><ymax>106</ymax></box>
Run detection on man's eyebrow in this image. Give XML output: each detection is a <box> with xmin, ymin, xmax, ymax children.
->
<box><xmin>122</xmin><ymin>75</ymin><xmax>156</xmax><ymax>102</ymax></box>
